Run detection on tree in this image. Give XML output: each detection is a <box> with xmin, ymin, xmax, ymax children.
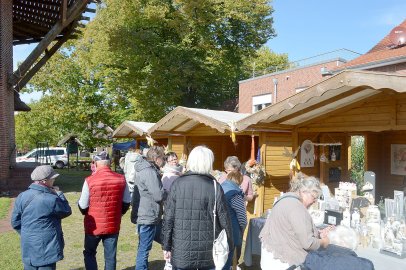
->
<box><xmin>77</xmin><ymin>0</ymin><xmax>277</xmax><ymax>118</ymax></box>
<box><xmin>243</xmin><ymin>46</ymin><xmax>289</xmax><ymax>78</ymax></box>
<box><xmin>17</xmin><ymin>0</ymin><xmax>283</xmax><ymax>148</ymax></box>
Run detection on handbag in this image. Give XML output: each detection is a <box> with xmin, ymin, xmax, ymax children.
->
<box><xmin>212</xmin><ymin>180</ymin><xmax>229</xmax><ymax>270</ymax></box>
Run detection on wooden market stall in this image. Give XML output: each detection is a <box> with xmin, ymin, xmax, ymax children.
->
<box><xmin>236</xmin><ymin>70</ymin><xmax>406</xmax><ymax>214</ymax></box>
<box><xmin>112</xmin><ymin>120</ymin><xmax>168</xmax><ymax>147</ymax></box>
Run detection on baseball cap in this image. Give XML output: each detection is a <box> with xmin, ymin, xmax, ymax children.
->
<box><xmin>31</xmin><ymin>165</ymin><xmax>60</xmax><ymax>181</ymax></box>
<box><xmin>93</xmin><ymin>151</ymin><xmax>110</xmax><ymax>161</ymax></box>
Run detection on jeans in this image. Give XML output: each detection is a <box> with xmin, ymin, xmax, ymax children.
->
<box><xmin>24</xmin><ymin>263</ymin><xmax>56</xmax><ymax>270</ymax></box>
<box><xmin>172</xmin><ymin>267</ymin><xmax>216</xmax><ymax>270</ymax></box>
<box><xmin>135</xmin><ymin>224</ymin><xmax>162</xmax><ymax>270</ymax></box>
<box><xmin>83</xmin><ymin>234</ymin><xmax>119</xmax><ymax>270</ymax></box>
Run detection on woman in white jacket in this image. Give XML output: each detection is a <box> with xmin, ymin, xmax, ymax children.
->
<box><xmin>161</xmin><ymin>152</ymin><xmax>183</xmax><ymax>197</ymax></box>
<box><xmin>123</xmin><ymin>148</ymin><xmax>142</xmax><ymax>197</ymax></box>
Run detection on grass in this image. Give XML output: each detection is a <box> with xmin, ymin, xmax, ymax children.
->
<box><xmin>0</xmin><ymin>169</ymin><xmax>260</xmax><ymax>270</ymax></box>
<box><xmin>0</xmin><ymin>197</ymin><xmax>11</xmax><ymax>219</ymax></box>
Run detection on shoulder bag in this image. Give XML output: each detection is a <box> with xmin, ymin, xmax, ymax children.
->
<box><xmin>212</xmin><ymin>180</ymin><xmax>229</xmax><ymax>270</ymax></box>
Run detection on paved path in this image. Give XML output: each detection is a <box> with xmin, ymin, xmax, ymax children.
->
<box><xmin>0</xmin><ymin>198</ymin><xmax>14</xmax><ymax>233</ymax></box>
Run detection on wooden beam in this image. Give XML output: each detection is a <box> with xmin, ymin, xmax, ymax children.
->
<box><xmin>14</xmin><ymin>23</ymin><xmax>76</xmax><ymax>92</ymax></box>
<box><xmin>10</xmin><ymin>0</ymin><xmax>89</xmax><ymax>88</ymax></box>
<box><xmin>297</xmin><ymin>124</ymin><xmax>406</xmax><ymax>133</ymax></box>
<box><xmin>168</xmin><ymin>118</ymin><xmax>193</xmax><ymax>132</ymax></box>
<box><xmin>61</xmin><ymin>0</ymin><xmax>68</xmax><ymax>26</ymax></box>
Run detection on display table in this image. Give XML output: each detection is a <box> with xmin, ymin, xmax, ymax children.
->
<box><xmin>243</xmin><ymin>217</ymin><xmax>266</xmax><ymax>266</ymax></box>
<box><xmin>242</xmin><ymin>217</ymin><xmax>406</xmax><ymax>270</ymax></box>
<box><xmin>357</xmin><ymin>247</ymin><xmax>406</xmax><ymax>270</ymax></box>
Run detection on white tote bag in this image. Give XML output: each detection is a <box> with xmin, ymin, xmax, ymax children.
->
<box><xmin>212</xmin><ymin>180</ymin><xmax>229</xmax><ymax>270</ymax></box>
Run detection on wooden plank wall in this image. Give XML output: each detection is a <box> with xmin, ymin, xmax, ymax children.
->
<box><xmin>262</xmin><ymin>132</ymin><xmax>292</xmax><ymax>211</ymax></box>
<box><xmin>187</xmin><ymin>135</ymin><xmax>253</xmax><ymax>171</ymax></box>
<box><xmin>300</xmin><ymin>93</ymin><xmax>399</xmax><ymax>132</ymax></box>
<box><xmin>374</xmin><ymin>131</ymin><xmax>406</xmax><ymax>198</ymax></box>
<box><xmin>170</xmin><ymin>136</ymin><xmax>186</xmax><ymax>159</ymax></box>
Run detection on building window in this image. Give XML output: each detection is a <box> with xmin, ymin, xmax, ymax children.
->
<box><xmin>252</xmin><ymin>93</ymin><xmax>272</xmax><ymax>113</ymax></box>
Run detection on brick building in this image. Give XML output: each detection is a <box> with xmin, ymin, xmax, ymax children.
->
<box><xmin>239</xmin><ymin>19</ymin><xmax>406</xmax><ymax>114</ymax></box>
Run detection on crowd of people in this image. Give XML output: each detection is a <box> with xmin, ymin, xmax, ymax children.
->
<box><xmin>11</xmin><ymin>145</ymin><xmax>374</xmax><ymax>270</ymax></box>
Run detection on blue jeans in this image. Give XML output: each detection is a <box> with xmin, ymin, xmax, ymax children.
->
<box><xmin>24</xmin><ymin>263</ymin><xmax>56</xmax><ymax>270</ymax></box>
<box><xmin>83</xmin><ymin>234</ymin><xmax>119</xmax><ymax>270</ymax></box>
<box><xmin>172</xmin><ymin>267</ymin><xmax>216</xmax><ymax>270</ymax></box>
<box><xmin>135</xmin><ymin>224</ymin><xmax>162</xmax><ymax>270</ymax></box>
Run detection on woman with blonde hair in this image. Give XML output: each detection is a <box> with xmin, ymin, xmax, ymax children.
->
<box><xmin>259</xmin><ymin>173</ymin><xmax>329</xmax><ymax>270</ymax></box>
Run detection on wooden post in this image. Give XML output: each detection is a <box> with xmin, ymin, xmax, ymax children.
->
<box><xmin>0</xmin><ymin>0</ymin><xmax>15</xmax><ymax>187</ymax></box>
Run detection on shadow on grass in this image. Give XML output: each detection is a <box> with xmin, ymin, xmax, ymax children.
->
<box><xmin>122</xmin><ymin>259</ymin><xmax>165</xmax><ymax>270</ymax></box>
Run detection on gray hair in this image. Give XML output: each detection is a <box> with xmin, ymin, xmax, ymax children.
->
<box><xmin>187</xmin><ymin>146</ymin><xmax>214</xmax><ymax>174</ymax></box>
<box><xmin>146</xmin><ymin>146</ymin><xmax>165</xmax><ymax>161</ymax></box>
<box><xmin>96</xmin><ymin>159</ymin><xmax>110</xmax><ymax>166</ymax></box>
<box><xmin>289</xmin><ymin>172</ymin><xmax>322</xmax><ymax>197</ymax></box>
<box><xmin>224</xmin><ymin>156</ymin><xmax>241</xmax><ymax>171</ymax></box>
<box><xmin>329</xmin><ymin>225</ymin><xmax>358</xmax><ymax>250</ymax></box>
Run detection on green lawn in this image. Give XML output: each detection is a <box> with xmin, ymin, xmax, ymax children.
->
<box><xmin>0</xmin><ymin>169</ymin><xmax>260</xmax><ymax>270</ymax></box>
<box><xmin>0</xmin><ymin>197</ymin><xmax>11</xmax><ymax>219</ymax></box>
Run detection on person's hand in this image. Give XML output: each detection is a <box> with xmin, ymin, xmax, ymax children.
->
<box><xmin>319</xmin><ymin>225</ymin><xmax>335</xmax><ymax>238</ymax></box>
<box><xmin>52</xmin><ymin>186</ymin><xmax>60</xmax><ymax>192</ymax></box>
<box><xmin>163</xmin><ymin>250</ymin><xmax>171</xmax><ymax>260</ymax></box>
<box><xmin>320</xmin><ymin>236</ymin><xmax>330</xmax><ymax>248</ymax></box>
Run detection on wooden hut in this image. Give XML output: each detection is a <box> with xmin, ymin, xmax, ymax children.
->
<box><xmin>236</xmin><ymin>70</ymin><xmax>406</xmax><ymax>214</ymax></box>
<box><xmin>147</xmin><ymin>106</ymin><xmax>252</xmax><ymax>170</ymax></box>
<box><xmin>112</xmin><ymin>120</ymin><xmax>170</xmax><ymax>148</ymax></box>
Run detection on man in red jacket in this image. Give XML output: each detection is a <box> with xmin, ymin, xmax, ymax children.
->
<box><xmin>78</xmin><ymin>151</ymin><xmax>131</xmax><ymax>270</ymax></box>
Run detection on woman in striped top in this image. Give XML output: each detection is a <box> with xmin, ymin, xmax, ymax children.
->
<box><xmin>221</xmin><ymin>171</ymin><xmax>248</xmax><ymax>270</ymax></box>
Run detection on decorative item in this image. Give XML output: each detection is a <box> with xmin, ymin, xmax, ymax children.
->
<box><xmin>391</xmin><ymin>144</ymin><xmax>406</xmax><ymax>175</ymax></box>
<box><xmin>300</xmin><ymin>139</ymin><xmax>315</xmax><ymax>167</ymax></box>
<box><xmin>329</xmin><ymin>145</ymin><xmax>341</xmax><ymax>161</ymax></box>
<box><xmin>394</xmin><ymin>190</ymin><xmax>404</xmax><ymax>220</ymax></box>
<box><xmin>282</xmin><ymin>146</ymin><xmax>301</xmax><ymax>178</ymax></box>
<box><xmin>245</xmin><ymin>161</ymin><xmax>266</xmax><ymax>187</ymax></box>
<box><xmin>319</xmin><ymin>146</ymin><xmax>329</xmax><ymax>163</ymax></box>
<box><xmin>328</xmin><ymin>167</ymin><xmax>341</xmax><ymax>182</ymax></box>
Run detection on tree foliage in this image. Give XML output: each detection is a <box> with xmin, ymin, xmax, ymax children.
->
<box><xmin>350</xmin><ymin>136</ymin><xmax>365</xmax><ymax>194</ymax></box>
<box><xmin>17</xmin><ymin>0</ymin><xmax>287</xmax><ymax>149</ymax></box>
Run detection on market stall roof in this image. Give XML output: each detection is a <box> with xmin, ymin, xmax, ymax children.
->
<box><xmin>236</xmin><ymin>70</ymin><xmax>406</xmax><ymax>131</ymax></box>
<box><xmin>112</xmin><ymin>121</ymin><xmax>155</xmax><ymax>138</ymax></box>
<box><xmin>57</xmin><ymin>133</ymin><xmax>84</xmax><ymax>146</ymax></box>
<box><xmin>148</xmin><ymin>106</ymin><xmax>250</xmax><ymax>134</ymax></box>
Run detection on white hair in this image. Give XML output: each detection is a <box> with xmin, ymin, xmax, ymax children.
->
<box><xmin>329</xmin><ymin>225</ymin><xmax>358</xmax><ymax>250</ymax></box>
<box><xmin>96</xmin><ymin>160</ymin><xmax>110</xmax><ymax>166</ymax></box>
<box><xmin>290</xmin><ymin>173</ymin><xmax>322</xmax><ymax>197</ymax></box>
<box><xmin>186</xmin><ymin>146</ymin><xmax>214</xmax><ymax>174</ymax></box>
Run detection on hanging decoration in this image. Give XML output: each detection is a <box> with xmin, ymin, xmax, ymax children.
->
<box><xmin>300</xmin><ymin>140</ymin><xmax>315</xmax><ymax>168</ymax></box>
<box><xmin>245</xmin><ymin>135</ymin><xmax>266</xmax><ymax>187</ymax></box>
<box><xmin>228</xmin><ymin>121</ymin><xmax>237</xmax><ymax>145</ymax></box>
<box><xmin>283</xmin><ymin>146</ymin><xmax>301</xmax><ymax>178</ymax></box>
<box><xmin>146</xmin><ymin>134</ymin><xmax>157</xmax><ymax>147</ymax></box>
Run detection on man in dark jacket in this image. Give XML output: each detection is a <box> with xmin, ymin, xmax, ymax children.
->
<box><xmin>303</xmin><ymin>225</ymin><xmax>374</xmax><ymax>270</ymax></box>
<box><xmin>11</xmin><ymin>165</ymin><xmax>72</xmax><ymax>270</ymax></box>
<box><xmin>78</xmin><ymin>151</ymin><xmax>131</xmax><ymax>270</ymax></box>
<box><xmin>162</xmin><ymin>146</ymin><xmax>233</xmax><ymax>270</ymax></box>
<box><xmin>131</xmin><ymin>146</ymin><xmax>165</xmax><ymax>270</ymax></box>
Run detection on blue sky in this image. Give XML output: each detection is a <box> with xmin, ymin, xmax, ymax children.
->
<box><xmin>14</xmin><ymin>0</ymin><xmax>406</xmax><ymax>102</ymax></box>
<box><xmin>268</xmin><ymin>0</ymin><xmax>406</xmax><ymax>61</ymax></box>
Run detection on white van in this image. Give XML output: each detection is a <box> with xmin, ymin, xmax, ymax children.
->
<box><xmin>16</xmin><ymin>147</ymin><xmax>68</xmax><ymax>169</ymax></box>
